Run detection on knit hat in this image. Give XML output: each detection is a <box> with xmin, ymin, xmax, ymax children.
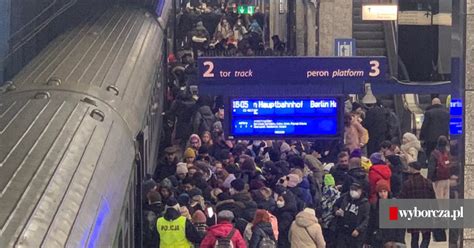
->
<box><xmin>176</xmin><ymin>162</ymin><xmax>188</xmax><ymax>175</ymax></box>
<box><xmin>370</xmin><ymin>152</ymin><xmax>385</xmax><ymax>165</ymax></box>
<box><xmin>303</xmin><ymin>207</ymin><xmax>316</xmax><ymax>216</ymax></box>
<box><xmin>160</xmin><ymin>178</ymin><xmax>173</xmax><ymax>188</ymax></box>
<box><xmin>350</xmin><ymin>149</ymin><xmax>362</xmax><ymax>159</ymax></box>
<box><xmin>287</xmin><ymin>173</ymin><xmax>301</xmax><ymax>188</ymax></box>
<box><xmin>230</xmin><ymin>178</ymin><xmax>245</xmax><ymax>192</ymax></box>
<box><xmin>188</xmin><ymin>188</ymin><xmax>203</xmax><ymax>198</ymax></box>
<box><xmin>177</xmin><ymin>193</ymin><xmax>190</xmax><ymax>206</ymax></box>
<box><xmin>217</xmin><ymin>210</ymin><xmax>234</xmax><ymax>221</ymax></box>
<box><xmin>184</xmin><ymin>148</ymin><xmax>196</xmax><ymax>159</ymax></box>
<box><xmin>165</xmin><ymin>198</ymin><xmax>180</xmax><ymax>212</ymax></box>
<box><xmin>375</xmin><ymin>179</ymin><xmax>391</xmax><ymax>193</ymax></box>
<box><xmin>192</xmin><ymin>210</ymin><xmax>207</xmax><ymax>224</ymax></box>
<box><xmin>324</xmin><ymin>174</ymin><xmax>336</xmax><ymax>187</ymax></box>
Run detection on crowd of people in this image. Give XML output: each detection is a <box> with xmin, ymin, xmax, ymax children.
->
<box><xmin>142</xmin><ymin>86</ymin><xmax>459</xmax><ymax>248</ymax></box>
<box><xmin>177</xmin><ymin>0</ymin><xmax>286</xmax><ymax>59</ymax></box>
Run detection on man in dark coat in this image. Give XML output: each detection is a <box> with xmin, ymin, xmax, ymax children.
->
<box><xmin>330</xmin><ymin>152</ymin><xmax>350</xmax><ymax>187</ymax></box>
<box><xmin>274</xmin><ymin>187</ymin><xmax>298</xmax><ymax>248</ymax></box>
<box><xmin>362</xmin><ymin>102</ymin><xmax>390</xmax><ymax>155</ymax></box>
<box><xmin>420</xmin><ymin>98</ymin><xmax>450</xmax><ymax>157</ymax></box>
<box><xmin>153</xmin><ymin>146</ymin><xmax>179</xmax><ymax>181</ymax></box>
<box><xmin>399</xmin><ymin>162</ymin><xmax>436</xmax><ymax>248</ymax></box>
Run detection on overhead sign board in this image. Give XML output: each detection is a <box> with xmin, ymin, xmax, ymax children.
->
<box><xmin>198</xmin><ymin>57</ymin><xmax>387</xmax><ymax>85</ymax></box>
<box><xmin>398</xmin><ymin>11</ymin><xmax>431</xmax><ymax>25</ymax></box>
<box><xmin>362</xmin><ymin>4</ymin><xmax>398</xmax><ymax>21</ymax></box>
<box><xmin>226</xmin><ymin>97</ymin><xmax>342</xmax><ymax>139</ymax></box>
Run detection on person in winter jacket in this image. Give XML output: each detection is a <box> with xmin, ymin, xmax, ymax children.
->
<box><xmin>420</xmin><ymin>98</ymin><xmax>450</xmax><ymax>157</ymax></box>
<box><xmin>368</xmin><ymin>152</ymin><xmax>392</xmax><ymax>204</ymax></box>
<box><xmin>154</xmin><ymin>146</ymin><xmax>180</xmax><ymax>181</ymax></box>
<box><xmin>192</xmin><ymin>210</ymin><xmax>208</xmax><ymax>247</ymax></box>
<box><xmin>344</xmin><ymin>113</ymin><xmax>369</xmax><ymax>153</ymax></box>
<box><xmin>289</xmin><ymin>208</ymin><xmax>326</xmax><ymax>248</ymax></box>
<box><xmin>334</xmin><ymin>183</ymin><xmax>370</xmax><ymax>248</ymax></box>
<box><xmin>399</xmin><ymin>162</ymin><xmax>436</xmax><ymax>248</ymax></box>
<box><xmin>366</xmin><ymin>180</ymin><xmax>405</xmax><ymax>247</ymax></box>
<box><xmin>192</xmin><ymin>96</ymin><xmax>216</xmax><ymax>135</ymax></box>
<box><xmin>200</xmin><ymin>210</ymin><xmax>247</xmax><ymax>248</ymax></box>
<box><xmin>274</xmin><ymin>187</ymin><xmax>298</xmax><ymax>248</ymax></box>
<box><xmin>427</xmin><ymin>135</ymin><xmax>452</xmax><ymax>199</ymax></box>
<box><xmin>342</xmin><ymin>157</ymin><xmax>369</xmax><ymax>195</ymax></box>
<box><xmin>156</xmin><ymin>198</ymin><xmax>202</xmax><ymax>248</ymax></box>
<box><xmin>320</xmin><ymin>174</ymin><xmax>340</xmax><ymax>248</ymax></box>
<box><xmin>362</xmin><ymin>102</ymin><xmax>391</xmax><ymax>155</ymax></box>
<box><xmin>230</xmin><ymin>179</ymin><xmax>258</xmax><ymax>222</ymax></box>
<box><xmin>330</xmin><ymin>152</ymin><xmax>350</xmax><ymax>187</ymax></box>
<box><xmin>400</xmin><ymin>132</ymin><xmax>422</xmax><ymax>165</ymax></box>
<box><xmin>248</xmin><ymin>210</ymin><xmax>276</xmax><ymax>248</ymax></box>
<box><xmin>384</xmin><ymin>152</ymin><xmax>404</xmax><ymax>198</ymax></box>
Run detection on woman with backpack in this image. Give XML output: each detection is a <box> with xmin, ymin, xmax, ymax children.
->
<box><xmin>248</xmin><ymin>210</ymin><xmax>276</xmax><ymax>248</ymax></box>
<box><xmin>428</xmin><ymin>136</ymin><xmax>452</xmax><ymax>199</ymax></box>
<box><xmin>289</xmin><ymin>208</ymin><xmax>326</xmax><ymax>248</ymax></box>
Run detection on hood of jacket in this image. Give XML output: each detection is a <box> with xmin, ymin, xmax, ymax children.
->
<box><xmin>208</xmin><ymin>222</ymin><xmax>234</xmax><ymax>238</ymax></box>
<box><xmin>370</xmin><ymin>164</ymin><xmax>391</xmax><ymax>180</ymax></box>
<box><xmin>294</xmin><ymin>210</ymin><xmax>319</xmax><ymax>227</ymax></box>
<box><xmin>401</xmin><ymin>138</ymin><xmax>421</xmax><ymax>152</ymax></box>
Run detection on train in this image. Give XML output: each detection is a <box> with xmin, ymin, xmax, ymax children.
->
<box><xmin>0</xmin><ymin>3</ymin><xmax>173</xmax><ymax>247</ymax></box>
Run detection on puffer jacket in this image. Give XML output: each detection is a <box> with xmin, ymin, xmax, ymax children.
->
<box><xmin>344</xmin><ymin>121</ymin><xmax>369</xmax><ymax>153</ymax></box>
<box><xmin>289</xmin><ymin>209</ymin><xmax>326</xmax><ymax>248</ymax></box>
<box><xmin>400</xmin><ymin>134</ymin><xmax>422</xmax><ymax>164</ymax></box>
<box><xmin>200</xmin><ymin>221</ymin><xmax>247</xmax><ymax>248</ymax></box>
<box><xmin>368</xmin><ymin>164</ymin><xmax>392</xmax><ymax>204</ymax></box>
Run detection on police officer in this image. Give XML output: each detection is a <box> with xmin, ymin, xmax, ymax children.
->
<box><xmin>157</xmin><ymin>198</ymin><xmax>202</xmax><ymax>248</ymax></box>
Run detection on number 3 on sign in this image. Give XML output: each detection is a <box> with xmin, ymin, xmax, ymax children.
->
<box><xmin>203</xmin><ymin>61</ymin><xmax>215</xmax><ymax>78</ymax></box>
<box><xmin>369</xmin><ymin>60</ymin><xmax>380</xmax><ymax>77</ymax></box>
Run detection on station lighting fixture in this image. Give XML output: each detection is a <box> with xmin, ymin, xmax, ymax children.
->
<box><xmin>362</xmin><ymin>83</ymin><xmax>377</xmax><ymax>104</ymax></box>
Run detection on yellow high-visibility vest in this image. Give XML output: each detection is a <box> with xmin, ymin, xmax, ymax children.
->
<box><xmin>156</xmin><ymin>216</ymin><xmax>192</xmax><ymax>248</ymax></box>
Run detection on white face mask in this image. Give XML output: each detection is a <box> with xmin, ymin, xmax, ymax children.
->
<box><xmin>229</xmin><ymin>188</ymin><xmax>236</xmax><ymax>195</ymax></box>
<box><xmin>276</xmin><ymin>200</ymin><xmax>285</xmax><ymax>208</ymax></box>
<box><xmin>350</xmin><ymin>190</ymin><xmax>361</xmax><ymax>199</ymax></box>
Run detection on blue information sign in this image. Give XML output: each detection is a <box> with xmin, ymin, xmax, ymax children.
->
<box><xmin>450</xmin><ymin>117</ymin><xmax>462</xmax><ymax>135</ymax></box>
<box><xmin>227</xmin><ymin>97</ymin><xmax>342</xmax><ymax>139</ymax></box>
<box><xmin>199</xmin><ymin>57</ymin><xmax>387</xmax><ymax>85</ymax></box>
<box><xmin>450</xmin><ymin>99</ymin><xmax>462</xmax><ymax>116</ymax></box>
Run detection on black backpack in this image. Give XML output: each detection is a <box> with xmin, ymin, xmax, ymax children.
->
<box><xmin>257</xmin><ymin>228</ymin><xmax>277</xmax><ymax>248</ymax></box>
<box><xmin>214</xmin><ymin>228</ymin><xmax>236</xmax><ymax>248</ymax></box>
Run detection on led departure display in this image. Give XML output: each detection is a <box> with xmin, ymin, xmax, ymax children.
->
<box><xmin>227</xmin><ymin>98</ymin><xmax>341</xmax><ymax>139</ymax></box>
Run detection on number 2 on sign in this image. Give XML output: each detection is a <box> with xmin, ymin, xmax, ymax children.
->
<box><xmin>203</xmin><ymin>61</ymin><xmax>215</xmax><ymax>78</ymax></box>
<box><xmin>369</xmin><ymin>60</ymin><xmax>380</xmax><ymax>77</ymax></box>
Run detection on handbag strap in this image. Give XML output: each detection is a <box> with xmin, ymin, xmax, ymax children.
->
<box><xmin>304</xmin><ymin>225</ymin><xmax>318</xmax><ymax>244</ymax></box>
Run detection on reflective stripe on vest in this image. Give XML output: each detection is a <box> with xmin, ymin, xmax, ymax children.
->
<box><xmin>156</xmin><ymin>216</ymin><xmax>192</xmax><ymax>248</ymax></box>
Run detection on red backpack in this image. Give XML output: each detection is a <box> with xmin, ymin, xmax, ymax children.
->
<box><xmin>433</xmin><ymin>150</ymin><xmax>451</xmax><ymax>180</ymax></box>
